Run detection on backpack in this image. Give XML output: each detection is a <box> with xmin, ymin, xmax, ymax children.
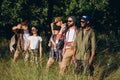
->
<box><xmin>9</xmin><ymin>34</ymin><xmax>18</xmax><ymax>52</ymax></box>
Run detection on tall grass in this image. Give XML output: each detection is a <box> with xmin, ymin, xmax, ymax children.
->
<box><xmin>0</xmin><ymin>56</ymin><xmax>120</xmax><ymax>80</ymax></box>
<box><xmin>0</xmin><ymin>33</ymin><xmax>120</xmax><ymax>80</ymax></box>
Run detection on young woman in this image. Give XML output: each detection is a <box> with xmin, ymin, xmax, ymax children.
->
<box><xmin>25</xmin><ymin>26</ymin><xmax>42</xmax><ymax>64</ymax></box>
<box><xmin>46</xmin><ymin>25</ymin><xmax>61</xmax><ymax>72</ymax></box>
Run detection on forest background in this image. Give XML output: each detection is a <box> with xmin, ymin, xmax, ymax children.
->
<box><xmin>0</xmin><ymin>0</ymin><xmax>120</xmax><ymax>80</ymax></box>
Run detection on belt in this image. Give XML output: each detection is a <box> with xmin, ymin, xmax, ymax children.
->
<box><xmin>30</xmin><ymin>49</ymin><xmax>38</xmax><ymax>51</ymax></box>
<box><xmin>66</xmin><ymin>48</ymin><xmax>74</xmax><ymax>50</ymax></box>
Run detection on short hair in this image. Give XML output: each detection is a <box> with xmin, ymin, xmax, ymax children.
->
<box><xmin>21</xmin><ymin>20</ymin><xmax>29</xmax><ymax>26</ymax></box>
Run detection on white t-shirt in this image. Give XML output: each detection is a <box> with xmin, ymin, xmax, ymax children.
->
<box><xmin>23</xmin><ymin>30</ymin><xmax>30</xmax><ymax>50</ymax></box>
<box><xmin>65</xmin><ymin>28</ymin><xmax>76</xmax><ymax>48</ymax></box>
<box><xmin>28</xmin><ymin>36</ymin><xmax>42</xmax><ymax>50</ymax></box>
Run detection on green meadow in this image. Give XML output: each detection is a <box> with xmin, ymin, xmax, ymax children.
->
<box><xmin>0</xmin><ymin>34</ymin><xmax>120</xmax><ymax>80</ymax></box>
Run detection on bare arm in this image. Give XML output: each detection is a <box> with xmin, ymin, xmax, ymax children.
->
<box><xmin>89</xmin><ymin>30</ymin><xmax>96</xmax><ymax>65</ymax></box>
<box><xmin>39</xmin><ymin>42</ymin><xmax>42</xmax><ymax>59</ymax></box>
<box><xmin>51</xmin><ymin>37</ymin><xmax>56</xmax><ymax>47</ymax></box>
<box><xmin>25</xmin><ymin>40</ymin><xmax>30</xmax><ymax>51</ymax></box>
<box><xmin>51</xmin><ymin>23</ymin><xmax>54</xmax><ymax>34</ymax></box>
<box><xmin>12</xmin><ymin>24</ymin><xmax>22</xmax><ymax>31</ymax></box>
<box><xmin>89</xmin><ymin>51</ymin><xmax>95</xmax><ymax>65</ymax></box>
<box><xmin>59</xmin><ymin>23</ymin><xmax>66</xmax><ymax>34</ymax></box>
<box><xmin>12</xmin><ymin>26</ymin><xmax>18</xmax><ymax>31</ymax></box>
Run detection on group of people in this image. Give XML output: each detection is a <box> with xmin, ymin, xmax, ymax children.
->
<box><xmin>10</xmin><ymin>15</ymin><xmax>96</xmax><ymax>80</ymax></box>
<box><xmin>10</xmin><ymin>20</ymin><xmax>42</xmax><ymax>64</ymax></box>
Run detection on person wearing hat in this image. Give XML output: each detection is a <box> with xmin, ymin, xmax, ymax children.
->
<box><xmin>59</xmin><ymin>16</ymin><xmax>77</xmax><ymax>75</ymax></box>
<box><xmin>73</xmin><ymin>15</ymin><xmax>96</xmax><ymax>80</ymax></box>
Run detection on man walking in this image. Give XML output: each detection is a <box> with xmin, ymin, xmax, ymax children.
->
<box><xmin>73</xmin><ymin>15</ymin><xmax>96</xmax><ymax>80</ymax></box>
<box><xmin>59</xmin><ymin>16</ymin><xmax>77</xmax><ymax>75</ymax></box>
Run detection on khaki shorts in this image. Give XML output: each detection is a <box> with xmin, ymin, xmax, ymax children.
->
<box><xmin>61</xmin><ymin>49</ymin><xmax>74</xmax><ymax>67</ymax></box>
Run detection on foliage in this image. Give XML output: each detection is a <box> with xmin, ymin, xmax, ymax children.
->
<box><xmin>0</xmin><ymin>0</ymin><xmax>120</xmax><ymax>38</ymax></box>
<box><xmin>0</xmin><ymin>1</ymin><xmax>120</xmax><ymax>79</ymax></box>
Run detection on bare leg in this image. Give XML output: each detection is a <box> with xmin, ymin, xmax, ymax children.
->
<box><xmin>46</xmin><ymin>57</ymin><xmax>55</xmax><ymax>72</ymax></box>
<box><xmin>13</xmin><ymin>50</ymin><xmax>19</xmax><ymax>62</ymax></box>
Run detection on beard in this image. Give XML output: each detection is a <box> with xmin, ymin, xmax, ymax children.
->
<box><xmin>68</xmin><ymin>23</ymin><xmax>74</xmax><ymax>27</ymax></box>
<box><xmin>81</xmin><ymin>24</ymin><xmax>88</xmax><ymax>29</ymax></box>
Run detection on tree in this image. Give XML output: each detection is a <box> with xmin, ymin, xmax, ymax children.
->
<box><xmin>0</xmin><ymin>0</ymin><xmax>119</xmax><ymax>38</ymax></box>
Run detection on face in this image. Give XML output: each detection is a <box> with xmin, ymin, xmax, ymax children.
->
<box><xmin>80</xmin><ymin>19</ymin><xmax>88</xmax><ymax>28</ymax></box>
<box><xmin>31</xmin><ymin>27</ymin><xmax>38</xmax><ymax>34</ymax></box>
<box><xmin>53</xmin><ymin>30</ymin><xmax>59</xmax><ymax>35</ymax></box>
<box><xmin>55</xmin><ymin>20</ymin><xmax>62</xmax><ymax>27</ymax></box>
<box><xmin>22</xmin><ymin>25</ymin><xmax>28</xmax><ymax>30</ymax></box>
<box><xmin>67</xmin><ymin>17</ymin><xmax>74</xmax><ymax>27</ymax></box>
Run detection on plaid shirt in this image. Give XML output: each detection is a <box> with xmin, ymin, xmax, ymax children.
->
<box><xmin>49</xmin><ymin>35</ymin><xmax>58</xmax><ymax>57</ymax></box>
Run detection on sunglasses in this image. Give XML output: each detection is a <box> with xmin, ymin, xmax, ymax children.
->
<box><xmin>31</xmin><ymin>29</ymin><xmax>36</xmax><ymax>31</ymax></box>
<box><xmin>81</xmin><ymin>21</ymin><xmax>86</xmax><ymax>23</ymax></box>
<box><xmin>68</xmin><ymin>20</ymin><xmax>73</xmax><ymax>22</ymax></box>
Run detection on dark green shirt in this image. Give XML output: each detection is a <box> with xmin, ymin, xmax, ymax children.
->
<box><xmin>74</xmin><ymin>27</ymin><xmax>96</xmax><ymax>60</ymax></box>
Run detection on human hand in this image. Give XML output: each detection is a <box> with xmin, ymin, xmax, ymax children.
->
<box><xmin>89</xmin><ymin>58</ymin><xmax>93</xmax><ymax>65</ymax></box>
<box><xmin>71</xmin><ymin>57</ymin><xmax>75</xmax><ymax>64</ymax></box>
<box><xmin>17</xmin><ymin>24</ymin><xmax>22</xmax><ymax>29</ymax></box>
<box><xmin>48</xmin><ymin>42</ymin><xmax>51</xmax><ymax>47</ymax></box>
<box><xmin>10</xmin><ymin>47</ymin><xmax>15</xmax><ymax>53</ymax></box>
<box><xmin>61</xmin><ymin>23</ymin><xmax>66</xmax><ymax>29</ymax></box>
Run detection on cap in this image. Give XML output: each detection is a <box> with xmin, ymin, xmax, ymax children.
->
<box><xmin>81</xmin><ymin>15</ymin><xmax>90</xmax><ymax>21</ymax></box>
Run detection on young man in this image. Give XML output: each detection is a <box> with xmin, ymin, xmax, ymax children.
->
<box><xmin>73</xmin><ymin>15</ymin><xmax>96</xmax><ymax>80</ymax></box>
<box><xmin>59</xmin><ymin>16</ymin><xmax>77</xmax><ymax>75</ymax></box>
<box><xmin>25</xmin><ymin>26</ymin><xmax>42</xmax><ymax>64</ymax></box>
<box><xmin>12</xmin><ymin>21</ymin><xmax>30</xmax><ymax>62</ymax></box>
